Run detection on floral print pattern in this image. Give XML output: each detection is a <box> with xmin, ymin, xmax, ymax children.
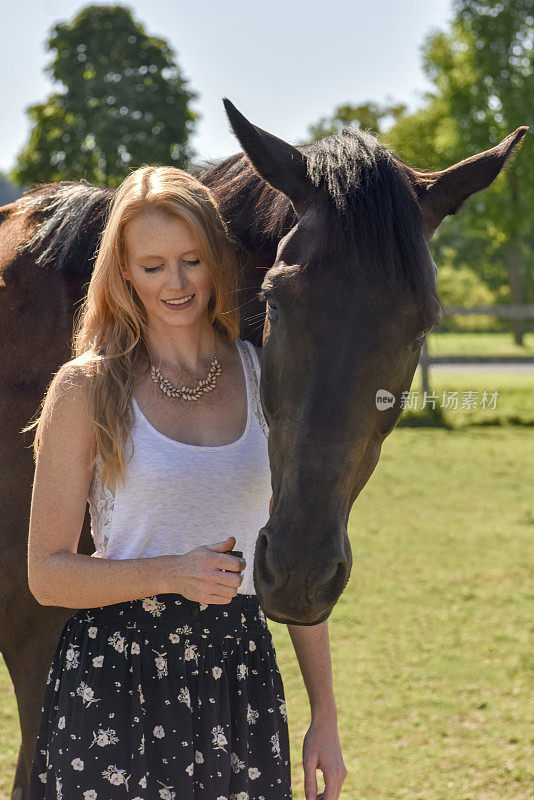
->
<box><xmin>29</xmin><ymin>592</ymin><xmax>291</xmax><ymax>799</ymax></box>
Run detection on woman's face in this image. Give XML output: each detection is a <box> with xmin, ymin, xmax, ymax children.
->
<box><xmin>123</xmin><ymin>207</ymin><xmax>214</xmax><ymax>330</ymax></box>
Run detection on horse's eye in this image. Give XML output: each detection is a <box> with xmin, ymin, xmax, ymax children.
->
<box><xmin>266</xmin><ymin>300</ymin><xmax>279</xmax><ymax>319</ymax></box>
<box><xmin>411</xmin><ymin>329</ymin><xmax>430</xmax><ymax>351</ymax></box>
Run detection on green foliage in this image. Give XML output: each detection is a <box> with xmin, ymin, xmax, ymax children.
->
<box><xmin>11</xmin><ymin>5</ymin><xmax>198</xmax><ymax>187</ymax></box>
<box><xmin>305</xmin><ymin>1</ymin><xmax>533</xmax><ymax>329</ymax></box>
<box><xmin>303</xmin><ymin>100</ymin><xmax>407</xmax><ymax>142</ymax></box>
<box><xmin>433</xmin><ymin>259</ymin><xmax>502</xmax><ymax>330</ymax></box>
<box><xmin>387</xmin><ymin>0</ymin><xmax>533</xmax><ymax>319</ymax></box>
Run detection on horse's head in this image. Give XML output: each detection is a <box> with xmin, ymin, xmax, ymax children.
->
<box><xmin>223</xmin><ymin>98</ymin><xmax>527</xmax><ymax>625</ymax></box>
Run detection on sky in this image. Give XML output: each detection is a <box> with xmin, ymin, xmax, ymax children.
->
<box><xmin>0</xmin><ymin>0</ymin><xmax>453</xmax><ymax>174</ymax></box>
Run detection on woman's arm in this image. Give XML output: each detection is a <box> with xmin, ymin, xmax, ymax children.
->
<box><xmin>287</xmin><ymin>621</ymin><xmax>338</xmax><ymax>722</ymax></box>
<box><xmin>288</xmin><ymin>622</ymin><xmax>347</xmax><ymax>800</ymax></box>
<box><xmin>27</xmin><ymin>362</ymin><xmax>171</xmax><ymax>608</ymax></box>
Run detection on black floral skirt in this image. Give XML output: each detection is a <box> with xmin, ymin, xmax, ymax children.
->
<box><xmin>29</xmin><ymin>592</ymin><xmax>292</xmax><ymax>800</ymax></box>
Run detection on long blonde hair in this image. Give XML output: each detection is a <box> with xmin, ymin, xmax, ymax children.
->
<box><xmin>27</xmin><ymin>165</ymin><xmax>243</xmax><ymax>490</ymax></box>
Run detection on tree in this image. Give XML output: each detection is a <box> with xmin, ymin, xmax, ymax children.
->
<box><xmin>12</xmin><ymin>5</ymin><xmax>198</xmax><ymax>187</ymax></box>
<box><xmin>305</xmin><ymin>1</ymin><xmax>533</xmax><ymax>342</ymax></box>
<box><xmin>386</xmin><ymin>0</ymin><xmax>533</xmax><ymax>343</ymax></box>
<box><xmin>303</xmin><ymin>100</ymin><xmax>407</xmax><ymax>142</ymax></box>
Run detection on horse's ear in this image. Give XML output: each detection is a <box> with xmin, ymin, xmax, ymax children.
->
<box><xmin>406</xmin><ymin>126</ymin><xmax>528</xmax><ymax>238</ymax></box>
<box><xmin>222</xmin><ymin>98</ymin><xmax>312</xmax><ymax>217</ymax></box>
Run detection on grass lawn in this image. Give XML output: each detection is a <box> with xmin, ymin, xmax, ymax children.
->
<box><xmin>403</xmin><ymin>370</ymin><xmax>534</xmax><ymax>428</ymax></box>
<box><xmin>276</xmin><ymin>425</ymin><xmax>533</xmax><ymax>800</ymax></box>
<box><xmin>428</xmin><ymin>331</ymin><xmax>534</xmax><ymax>359</ymax></box>
<box><xmin>0</xmin><ymin>665</ymin><xmax>18</xmax><ymax>798</ymax></box>
<box><xmin>1</xmin><ymin>378</ymin><xmax>532</xmax><ymax>798</ymax></box>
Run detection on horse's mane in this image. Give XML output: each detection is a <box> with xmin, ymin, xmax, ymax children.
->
<box><xmin>18</xmin><ymin>129</ymin><xmax>439</xmax><ymax>323</ymax></box>
<box><xmin>17</xmin><ymin>161</ymin><xmax>294</xmax><ymax>282</ymax></box>
<box><xmin>199</xmin><ymin>154</ymin><xmax>296</xmax><ymax>251</ymax></box>
<box><xmin>203</xmin><ymin>128</ymin><xmax>440</xmax><ymax>321</ymax></box>
<box><xmin>19</xmin><ymin>181</ymin><xmax>115</xmax><ymax>279</ymax></box>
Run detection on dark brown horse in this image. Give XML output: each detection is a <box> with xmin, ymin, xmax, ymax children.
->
<box><xmin>0</xmin><ymin>98</ymin><xmax>527</xmax><ymax>797</ymax></box>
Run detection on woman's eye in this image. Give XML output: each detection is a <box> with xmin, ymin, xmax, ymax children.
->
<box><xmin>141</xmin><ymin>259</ymin><xmax>199</xmax><ymax>273</ymax></box>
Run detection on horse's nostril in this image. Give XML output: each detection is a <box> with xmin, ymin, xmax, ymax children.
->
<box><xmin>256</xmin><ymin>528</ymin><xmax>292</xmax><ymax>594</ymax></box>
<box><xmin>310</xmin><ymin>560</ymin><xmax>347</xmax><ymax>597</ymax></box>
<box><xmin>320</xmin><ymin>563</ymin><xmax>338</xmax><ymax>587</ymax></box>
<box><xmin>256</xmin><ymin>527</ymin><xmax>276</xmax><ymax>582</ymax></box>
<box><xmin>257</xmin><ymin>526</ymin><xmax>270</xmax><ymax>554</ymax></box>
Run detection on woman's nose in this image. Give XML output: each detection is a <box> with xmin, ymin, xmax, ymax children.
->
<box><xmin>167</xmin><ymin>263</ymin><xmax>188</xmax><ymax>288</ymax></box>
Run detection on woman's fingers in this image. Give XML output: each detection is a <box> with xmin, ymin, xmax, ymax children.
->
<box><xmin>215</xmin><ymin>554</ymin><xmax>246</xmax><ymax>573</ymax></box>
<box><xmin>212</xmin><ymin>582</ymin><xmax>240</xmax><ymax>597</ymax></box>
<box><xmin>208</xmin><ymin>593</ymin><xmax>234</xmax><ymax>604</ymax></box>
<box><xmin>207</xmin><ymin>536</ymin><xmax>236</xmax><ymax>552</ymax></box>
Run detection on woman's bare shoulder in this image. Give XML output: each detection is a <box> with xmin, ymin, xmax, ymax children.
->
<box><xmin>54</xmin><ymin>357</ymin><xmax>94</xmax><ymax>393</ymax></box>
<box><xmin>41</xmin><ymin>354</ymin><xmax>98</xmax><ymax>423</ymax></box>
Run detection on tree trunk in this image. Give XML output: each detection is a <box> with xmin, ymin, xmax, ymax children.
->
<box><xmin>506</xmin><ymin>171</ymin><xmax>524</xmax><ymax>347</ymax></box>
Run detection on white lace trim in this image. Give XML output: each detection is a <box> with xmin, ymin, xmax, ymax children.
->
<box><xmin>87</xmin><ymin>453</ymin><xmax>115</xmax><ymax>558</ymax></box>
<box><xmin>240</xmin><ymin>340</ymin><xmax>269</xmax><ymax>439</ymax></box>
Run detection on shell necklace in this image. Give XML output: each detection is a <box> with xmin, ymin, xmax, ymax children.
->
<box><xmin>150</xmin><ymin>330</ymin><xmax>222</xmax><ymax>401</ymax></box>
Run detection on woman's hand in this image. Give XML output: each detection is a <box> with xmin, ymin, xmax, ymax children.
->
<box><xmin>302</xmin><ymin>718</ymin><xmax>347</xmax><ymax>800</ymax></box>
<box><xmin>163</xmin><ymin>535</ymin><xmax>246</xmax><ymax>604</ymax></box>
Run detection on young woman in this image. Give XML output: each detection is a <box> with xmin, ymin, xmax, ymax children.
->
<box><xmin>27</xmin><ymin>165</ymin><xmax>347</xmax><ymax>800</ymax></box>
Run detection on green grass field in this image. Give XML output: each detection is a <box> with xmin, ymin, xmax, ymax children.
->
<box><xmin>1</xmin><ymin>367</ymin><xmax>532</xmax><ymax>799</ymax></box>
<box><xmin>402</xmin><ymin>370</ymin><xmax>533</xmax><ymax>429</ymax></box>
<box><xmin>428</xmin><ymin>331</ymin><xmax>534</xmax><ymax>358</ymax></box>
<box><xmin>278</xmin><ymin>423</ymin><xmax>533</xmax><ymax>800</ymax></box>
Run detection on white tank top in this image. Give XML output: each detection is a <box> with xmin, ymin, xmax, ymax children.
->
<box><xmin>87</xmin><ymin>338</ymin><xmax>270</xmax><ymax>595</ymax></box>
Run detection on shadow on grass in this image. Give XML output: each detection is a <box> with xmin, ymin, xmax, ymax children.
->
<box><xmin>465</xmin><ymin>415</ymin><xmax>534</xmax><ymax>427</ymax></box>
<box><xmin>397</xmin><ymin>407</ymin><xmax>534</xmax><ymax>429</ymax></box>
<box><xmin>397</xmin><ymin>405</ymin><xmax>452</xmax><ymax>429</ymax></box>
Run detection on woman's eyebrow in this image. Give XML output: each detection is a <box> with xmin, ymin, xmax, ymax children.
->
<box><xmin>135</xmin><ymin>249</ymin><xmax>199</xmax><ymax>260</ymax></box>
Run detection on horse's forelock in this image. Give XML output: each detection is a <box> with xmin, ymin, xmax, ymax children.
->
<box><xmin>301</xmin><ymin>128</ymin><xmax>440</xmax><ymax>323</ymax></box>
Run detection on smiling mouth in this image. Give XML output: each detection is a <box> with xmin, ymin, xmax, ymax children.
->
<box><xmin>162</xmin><ymin>294</ymin><xmax>195</xmax><ymax>306</ymax></box>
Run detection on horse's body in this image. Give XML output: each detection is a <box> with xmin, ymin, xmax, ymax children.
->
<box><xmin>0</xmin><ymin>100</ymin><xmax>526</xmax><ymax>796</ymax></box>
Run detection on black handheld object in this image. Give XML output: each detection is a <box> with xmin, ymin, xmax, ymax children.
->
<box><xmin>221</xmin><ymin>548</ymin><xmax>244</xmax><ymax>572</ymax></box>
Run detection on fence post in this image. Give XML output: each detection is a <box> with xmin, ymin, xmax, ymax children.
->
<box><xmin>420</xmin><ymin>337</ymin><xmax>431</xmax><ymax>396</ymax></box>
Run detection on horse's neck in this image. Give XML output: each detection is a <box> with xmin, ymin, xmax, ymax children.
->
<box><xmin>199</xmin><ymin>164</ymin><xmax>273</xmax><ymax>344</ymax></box>
<box><xmin>199</xmin><ymin>156</ymin><xmax>293</xmax><ymax>268</ymax></box>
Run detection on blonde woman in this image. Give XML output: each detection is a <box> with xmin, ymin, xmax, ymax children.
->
<box><xmin>27</xmin><ymin>166</ymin><xmax>345</xmax><ymax>799</ymax></box>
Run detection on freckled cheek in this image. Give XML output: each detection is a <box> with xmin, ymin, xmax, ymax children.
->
<box><xmin>139</xmin><ymin>278</ymin><xmax>163</xmax><ymax>302</ymax></box>
<box><xmin>128</xmin><ymin>275</ymin><xmax>165</xmax><ymax>310</ymax></box>
<box><xmin>197</xmin><ymin>272</ymin><xmax>215</xmax><ymax>300</ymax></box>
<box><xmin>198</xmin><ymin>278</ymin><xmax>211</xmax><ymax>295</ymax></box>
